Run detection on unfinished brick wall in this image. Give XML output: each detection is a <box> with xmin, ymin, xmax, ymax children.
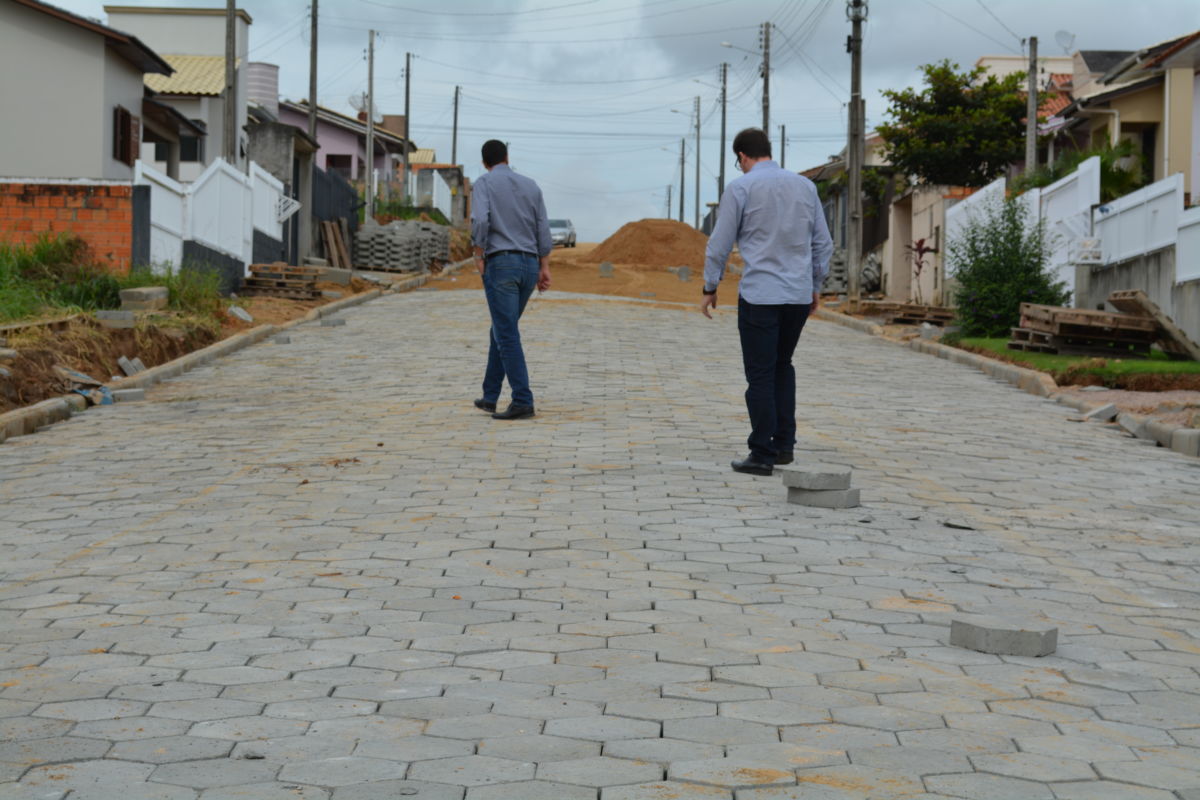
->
<box><xmin>0</xmin><ymin>182</ymin><xmax>134</xmax><ymax>273</ymax></box>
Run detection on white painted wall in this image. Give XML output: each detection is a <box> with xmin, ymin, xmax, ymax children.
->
<box><xmin>1178</xmin><ymin>206</ymin><xmax>1200</xmax><ymax>283</ymax></box>
<box><xmin>1093</xmin><ymin>174</ymin><xmax>1184</xmax><ymax>266</ymax></box>
<box><xmin>134</xmin><ymin>161</ymin><xmax>185</xmax><ymax>270</ymax></box>
<box><xmin>1192</xmin><ymin>71</ymin><xmax>1200</xmax><ymax>201</ymax></box>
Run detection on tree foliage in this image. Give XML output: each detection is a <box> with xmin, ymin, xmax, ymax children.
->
<box><xmin>1009</xmin><ymin>139</ymin><xmax>1147</xmax><ymax>202</ymax></box>
<box><xmin>948</xmin><ymin>196</ymin><xmax>1069</xmax><ymax>337</ymax></box>
<box><xmin>878</xmin><ymin>60</ymin><xmax>1030</xmax><ymax>188</ymax></box>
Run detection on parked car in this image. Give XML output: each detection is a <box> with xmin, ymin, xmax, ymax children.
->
<box><xmin>549</xmin><ymin>219</ymin><xmax>576</xmax><ymax>248</ymax></box>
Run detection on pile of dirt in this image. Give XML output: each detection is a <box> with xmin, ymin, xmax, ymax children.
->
<box><xmin>1</xmin><ymin>316</ymin><xmax>218</xmax><ymax>412</ymax></box>
<box><xmin>583</xmin><ymin>218</ymin><xmax>713</xmax><ymax>270</ymax></box>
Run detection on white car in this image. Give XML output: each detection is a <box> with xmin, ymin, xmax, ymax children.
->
<box><xmin>549</xmin><ymin>219</ymin><xmax>576</xmax><ymax>248</ymax></box>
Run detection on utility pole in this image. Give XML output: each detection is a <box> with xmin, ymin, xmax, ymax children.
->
<box><xmin>451</xmin><ymin>85</ymin><xmax>460</xmax><ymax>165</ymax></box>
<box><xmin>719</xmin><ymin>62</ymin><xmax>728</xmax><ymax>198</ymax></box>
<box><xmin>679</xmin><ymin>137</ymin><xmax>685</xmax><ymax>223</ymax></box>
<box><xmin>693</xmin><ymin>95</ymin><xmax>700</xmax><ymax>229</ymax></box>
<box><xmin>665</xmin><ymin>184</ymin><xmax>672</xmax><ymax>219</ymax></box>
<box><xmin>780</xmin><ymin>124</ymin><xmax>786</xmax><ymax>169</ymax></box>
<box><xmin>761</xmin><ymin>21</ymin><xmax>770</xmax><ymax>132</ymax></box>
<box><xmin>403</xmin><ymin>52</ymin><xmax>412</xmax><ymax>204</ymax></box>
<box><xmin>846</xmin><ymin>0</ymin><xmax>867</xmax><ymax>307</ymax></box>
<box><xmin>307</xmin><ymin>0</ymin><xmax>317</xmax><ymax>139</ymax></box>
<box><xmin>365</xmin><ymin>29</ymin><xmax>375</xmax><ymax>220</ymax></box>
<box><xmin>224</xmin><ymin>0</ymin><xmax>236</xmax><ymax>163</ymax></box>
<box><xmin>1025</xmin><ymin>36</ymin><xmax>1038</xmax><ymax>176</ymax></box>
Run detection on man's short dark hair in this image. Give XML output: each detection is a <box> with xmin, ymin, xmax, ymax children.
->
<box><xmin>482</xmin><ymin>139</ymin><xmax>507</xmax><ymax>168</ymax></box>
<box><xmin>732</xmin><ymin>128</ymin><xmax>771</xmax><ymax>160</ymax></box>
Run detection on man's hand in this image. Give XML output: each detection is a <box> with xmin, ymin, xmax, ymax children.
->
<box><xmin>537</xmin><ymin>257</ymin><xmax>551</xmax><ymax>292</ymax></box>
<box><xmin>812</xmin><ymin>291</ymin><xmax>820</xmax><ymax>311</ymax></box>
<box><xmin>700</xmin><ymin>292</ymin><xmax>718</xmax><ymax>319</ymax></box>
<box><xmin>474</xmin><ymin>248</ymin><xmax>485</xmax><ymax>276</ymax></box>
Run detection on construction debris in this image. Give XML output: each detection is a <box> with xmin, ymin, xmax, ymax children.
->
<box><xmin>1107</xmin><ymin>289</ymin><xmax>1200</xmax><ymax>361</ymax></box>
<box><xmin>1009</xmin><ymin>303</ymin><xmax>1158</xmax><ymax>357</ymax></box>
<box><xmin>354</xmin><ymin>219</ymin><xmax>450</xmax><ymax>273</ymax></box>
<box><xmin>240</xmin><ymin>264</ymin><xmax>322</xmax><ymax>301</ymax></box>
<box><xmin>780</xmin><ymin>464</ymin><xmax>861</xmax><ymax>508</ymax></box>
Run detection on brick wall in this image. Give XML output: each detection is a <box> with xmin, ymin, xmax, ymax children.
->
<box><xmin>0</xmin><ymin>182</ymin><xmax>134</xmax><ymax>273</ymax></box>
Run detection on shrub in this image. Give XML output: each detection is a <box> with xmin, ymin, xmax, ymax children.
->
<box><xmin>947</xmin><ymin>196</ymin><xmax>1070</xmax><ymax>337</ymax></box>
<box><xmin>0</xmin><ymin>234</ymin><xmax>121</xmax><ymax>321</ymax></box>
<box><xmin>120</xmin><ymin>264</ymin><xmax>223</xmax><ymax>316</ymax></box>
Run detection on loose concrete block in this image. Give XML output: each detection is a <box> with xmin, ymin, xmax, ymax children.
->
<box><xmin>599</xmin><ymin>262</ymin><xmax>614</xmax><ymax>277</ymax></box>
<box><xmin>96</xmin><ymin>310</ymin><xmax>135</xmax><ymax>329</ymax></box>
<box><xmin>120</xmin><ymin>286</ymin><xmax>168</xmax><ymax>311</ymax></box>
<box><xmin>786</xmin><ymin>487</ymin><xmax>860</xmax><ymax>508</ymax></box>
<box><xmin>1144</xmin><ymin>420</ymin><xmax>1175</xmax><ymax>447</ymax></box>
<box><xmin>117</xmin><ymin>356</ymin><xmax>144</xmax><ymax>377</ymax></box>
<box><xmin>0</xmin><ymin>348</ymin><xmax>17</xmax><ymax>362</ymax></box>
<box><xmin>677</xmin><ymin>266</ymin><xmax>691</xmax><ymax>282</ymax></box>
<box><xmin>304</xmin><ymin>257</ymin><xmax>329</xmax><ymax>267</ymax></box>
<box><xmin>779</xmin><ymin>465</ymin><xmax>852</xmax><ymax>490</ymax></box>
<box><xmin>229</xmin><ymin>306</ymin><xmax>254</xmax><ymax>323</ymax></box>
<box><xmin>112</xmin><ymin>389</ymin><xmax>145</xmax><ymax>403</ymax></box>
<box><xmin>1083</xmin><ymin>403</ymin><xmax>1118</xmax><ymax>422</ymax></box>
<box><xmin>322</xmin><ymin>290</ymin><xmax>344</xmax><ymax>299</ymax></box>
<box><xmin>321</xmin><ymin>317</ymin><xmax>346</xmax><ymax>327</ymax></box>
<box><xmin>320</xmin><ymin>267</ymin><xmax>352</xmax><ymax>286</ymax></box>
<box><xmin>273</xmin><ymin>335</ymin><xmax>291</xmax><ymax>345</ymax></box>
<box><xmin>949</xmin><ymin>614</ymin><xmax>1057</xmax><ymax>657</ymax></box>
<box><xmin>1117</xmin><ymin>412</ymin><xmax>1145</xmax><ymax>437</ymax></box>
<box><xmin>1171</xmin><ymin>428</ymin><xmax>1200</xmax><ymax>458</ymax></box>
<box><xmin>131</xmin><ymin>357</ymin><xmax>146</xmax><ymax>372</ymax></box>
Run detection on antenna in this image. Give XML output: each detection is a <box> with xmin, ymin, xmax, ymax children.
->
<box><xmin>1054</xmin><ymin>30</ymin><xmax>1076</xmax><ymax>54</ymax></box>
<box><xmin>347</xmin><ymin>92</ymin><xmax>380</xmax><ymax>123</ymax></box>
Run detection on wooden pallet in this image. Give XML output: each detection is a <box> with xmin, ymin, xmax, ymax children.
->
<box><xmin>238</xmin><ymin>285</ymin><xmax>322</xmax><ymax>300</ymax></box>
<box><xmin>1007</xmin><ymin>326</ymin><xmax>1152</xmax><ymax>358</ymax></box>
<box><xmin>1107</xmin><ymin>289</ymin><xmax>1200</xmax><ymax>361</ymax></box>
<box><xmin>250</xmin><ymin>262</ymin><xmax>321</xmax><ymax>280</ymax></box>
<box><xmin>0</xmin><ymin>314</ymin><xmax>79</xmax><ymax>337</ymax></box>
<box><xmin>1020</xmin><ymin>303</ymin><xmax>1156</xmax><ymax>334</ymax></box>
<box><xmin>244</xmin><ymin>277</ymin><xmax>315</xmax><ymax>290</ymax></box>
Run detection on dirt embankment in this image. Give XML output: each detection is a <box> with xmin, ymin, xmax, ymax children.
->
<box><xmin>581</xmin><ymin>218</ymin><xmax>731</xmax><ymax>270</ymax></box>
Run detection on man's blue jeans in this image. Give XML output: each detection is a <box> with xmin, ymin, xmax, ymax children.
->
<box><xmin>737</xmin><ymin>297</ymin><xmax>812</xmax><ymax>463</ymax></box>
<box><xmin>481</xmin><ymin>252</ymin><xmax>540</xmax><ymax>407</ymax></box>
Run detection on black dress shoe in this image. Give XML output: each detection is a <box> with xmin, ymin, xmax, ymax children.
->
<box><xmin>492</xmin><ymin>403</ymin><xmax>535</xmax><ymax>420</ymax></box>
<box><xmin>474</xmin><ymin>398</ymin><xmax>497</xmax><ymax>412</ymax></box>
<box><xmin>731</xmin><ymin>455</ymin><xmax>773</xmax><ymax>476</ymax></box>
<box><xmin>775</xmin><ymin>451</ymin><xmax>794</xmax><ymax>465</ymax></box>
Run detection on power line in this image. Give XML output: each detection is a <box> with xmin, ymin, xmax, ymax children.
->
<box><xmin>973</xmin><ymin>0</ymin><xmax>1024</xmax><ymax>46</ymax></box>
<box><xmin>415</xmin><ymin>57</ymin><xmax>709</xmax><ymax>87</ymax></box>
<box><xmin>922</xmin><ymin>0</ymin><xmax>1020</xmax><ymax>53</ymax></box>
<box><xmin>343</xmin><ymin>0</ymin><xmax>600</xmax><ymax>16</ymax></box>
<box><xmin>321</xmin><ymin>21</ymin><xmax>758</xmax><ymax>46</ymax></box>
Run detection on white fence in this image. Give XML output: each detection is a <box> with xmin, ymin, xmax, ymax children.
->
<box><xmin>1092</xmin><ymin>173</ymin><xmax>1185</xmax><ymax>267</ymax></box>
<box><xmin>133</xmin><ymin>158</ymin><xmax>293</xmax><ymax>274</ymax></box>
<box><xmin>944</xmin><ymin>175</ymin><xmax>1006</xmax><ymax>275</ymax></box>
<box><xmin>1179</xmin><ymin>205</ymin><xmax>1200</xmax><ymax>283</ymax></box>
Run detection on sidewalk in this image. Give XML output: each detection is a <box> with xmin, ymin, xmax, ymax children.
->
<box><xmin>1</xmin><ymin>290</ymin><xmax>1197</xmax><ymax>799</ymax></box>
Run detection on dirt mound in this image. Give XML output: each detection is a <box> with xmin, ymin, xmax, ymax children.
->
<box><xmin>583</xmin><ymin>218</ymin><xmax>713</xmax><ymax>270</ymax></box>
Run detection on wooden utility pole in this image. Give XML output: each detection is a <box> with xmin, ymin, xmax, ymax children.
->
<box><xmin>780</xmin><ymin>125</ymin><xmax>786</xmax><ymax>168</ymax></box>
<box><xmin>678</xmin><ymin>137</ymin><xmax>685</xmax><ymax>223</ymax></box>
<box><xmin>307</xmin><ymin>0</ymin><xmax>317</xmax><ymax>139</ymax></box>
<box><xmin>665</xmin><ymin>184</ymin><xmax>672</xmax><ymax>219</ymax></box>
<box><xmin>365</xmin><ymin>29</ymin><xmax>375</xmax><ymax>220</ymax></box>
<box><xmin>846</xmin><ymin>0</ymin><xmax>867</xmax><ymax>306</ymax></box>
<box><xmin>719</xmin><ymin>62</ymin><xmax>728</xmax><ymax>198</ymax></box>
<box><xmin>693</xmin><ymin>96</ymin><xmax>700</xmax><ymax>229</ymax></box>
<box><xmin>403</xmin><ymin>52</ymin><xmax>412</xmax><ymax>204</ymax></box>
<box><xmin>761</xmin><ymin>21</ymin><xmax>771</xmax><ymax>132</ymax></box>
<box><xmin>1025</xmin><ymin>36</ymin><xmax>1038</xmax><ymax>176</ymax></box>
<box><xmin>224</xmin><ymin>0</ymin><xmax>236</xmax><ymax>163</ymax></box>
<box><xmin>451</xmin><ymin>85</ymin><xmax>460</xmax><ymax>165</ymax></box>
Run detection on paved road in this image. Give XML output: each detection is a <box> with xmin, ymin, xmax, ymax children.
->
<box><xmin>2</xmin><ymin>289</ymin><xmax>1198</xmax><ymax>800</ymax></box>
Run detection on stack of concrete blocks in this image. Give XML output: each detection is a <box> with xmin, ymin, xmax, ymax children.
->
<box><xmin>355</xmin><ymin>219</ymin><xmax>450</xmax><ymax>272</ymax></box>
<box><xmin>779</xmin><ymin>463</ymin><xmax>860</xmax><ymax>508</ymax></box>
<box><xmin>120</xmin><ymin>287</ymin><xmax>169</xmax><ymax>312</ymax></box>
<box><xmin>821</xmin><ymin>249</ymin><xmax>848</xmax><ymax>294</ymax></box>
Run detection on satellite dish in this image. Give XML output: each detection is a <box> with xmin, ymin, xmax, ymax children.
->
<box><xmin>347</xmin><ymin>93</ymin><xmax>381</xmax><ymax>123</ymax></box>
<box><xmin>1054</xmin><ymin>30</ymin><xmax>1076</xmax><ymax>54</ymax></box>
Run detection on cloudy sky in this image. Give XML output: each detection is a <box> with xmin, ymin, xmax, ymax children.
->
<box><xmin>63</xmin><ymin>0</ymin><xmax>1196</xmax><ymax>240</ymax></box>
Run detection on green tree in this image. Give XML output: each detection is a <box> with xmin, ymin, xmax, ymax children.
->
<box><xmin>948</xmin><ymin>196</ymin><xmax>1069</xmax><ymax>337</ymax></box>
<box><xmin>1009</xmin><ymin>139</ymin><xmax>1147</xmax><ymax>202</ymax></box>
<box><xmin>877</xmin><ymin>60</ymin><xmax>1031</xmax><ymax>187</ymax></box>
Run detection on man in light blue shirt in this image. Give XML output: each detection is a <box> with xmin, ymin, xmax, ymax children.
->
<box><xmin>702</xmin><ymin>127</ymin><xmax>833</xmax><ymax>475</ymax></box>
<box><xmin>471</xmin><ymin>139</ymin><xmax>553</xmax><ymax>420</ymax></box>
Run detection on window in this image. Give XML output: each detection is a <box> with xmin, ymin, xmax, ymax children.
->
<box><xmin>180</xmin><ymin>122</ymin><xmax>205</xmax><ymax>163</ymax></box>
<box><xmin>112</xmin><ymin>106</ymin><xmax>140</xmax><ymax>167</ymax></box>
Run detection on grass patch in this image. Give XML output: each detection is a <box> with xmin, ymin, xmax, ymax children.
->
<box><xmin>957</xmin><ymin>337</ymin><xmax>1200</xmax><ymax>389</ymax></box>
<box><xmin>120</xmin><ymin>265</ymin><xmax>224</xmax><ymax>316</ymax></box>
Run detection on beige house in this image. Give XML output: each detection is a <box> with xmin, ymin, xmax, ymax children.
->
<box><xmin>1056</xmin><ymin>31</ymin><xmax>1200</xmax><ymax>203</ymax></box>
<box><xmin>0</xmin><ymin>0</ymin><xmax>172</xmax><ymax>180</ymax></box>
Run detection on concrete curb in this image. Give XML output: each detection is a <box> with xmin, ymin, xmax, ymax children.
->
<box><xmin>814</xmin><ymin>307</ymin><xmax>1199</xmax><ymax>459</ymax></box>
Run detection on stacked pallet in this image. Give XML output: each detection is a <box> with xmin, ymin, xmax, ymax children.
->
<box><xmin>858</xmin><ymin>300</ymin><xmax>955</xmax><ymax>326</ymax></box>
<box><xmin>1009</xmin><ymin>303</ymin><xmax>1158</xmax><ymax>357</ymax></box>
<box><xmin>354</xmin><ymin>219</ymin><xmax>450</xmax><ymax>273</ymax></box>
<box><xmin>1107</xmin><ymin>289</ymin><xmax>1200</xmax><ymax>361</ymax></box>
<box><xmin>240</xmin><ymin>263</ymin><xmax>322</xmax><ymax>300</ymax></box>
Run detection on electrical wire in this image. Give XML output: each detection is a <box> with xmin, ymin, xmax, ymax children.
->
<box><xmin>973</xmin><ymin>0</ymin><xmax>1025</xmax><ymax>46</ymax></box>
<box><xmin>321</xmin><ymin>21</ymin><xmax>758</xmax><ymax>47</ymax></box>
<box><xmin>921</xmin><ymin>0</ymin><xmax>1020</xmax><ymax>53</ymax></box>
<box><xmin>343</xmin><ymin>0</ymin><xmax>600</xmax><ymax>16</ymax></box>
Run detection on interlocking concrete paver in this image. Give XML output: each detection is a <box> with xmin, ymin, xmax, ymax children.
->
<box><xmin>2</xmin><ymin>291</ymin><xmax>1199</xmax><ymax>798</ymax></box>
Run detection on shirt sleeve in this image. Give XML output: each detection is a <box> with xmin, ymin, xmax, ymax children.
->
<box><xmin>470</xmin><ymin>175</ymin><xmax>490</xmax><ymax>251</ymax></box>
<box><xmin>809</xmin><ymin>185</ymin><xmax>833</xmax><ymax>290</ymax></box>
<box><xmin>704</xmin><ymin>185</ymin><xmax>742</xmax><ymax>291</ymax></box>
<box><xmin>534</xmin><ymin>187</ymin><xmax>552</xmax><ymax>258</ymax></box>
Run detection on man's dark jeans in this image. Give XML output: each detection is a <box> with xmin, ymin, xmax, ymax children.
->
<box><xmin>737</xmin><ymin>296</ymin><xmax>812</xmax><ymax>463</ymax></box>
<box><xmin>481</xmin><ymin>252</ymin><xmax>540</xmax><ymax>407</ymax></box>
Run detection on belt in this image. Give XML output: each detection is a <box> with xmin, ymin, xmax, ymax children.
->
<box><xmin>488</xmin><ymin>249</ymin><xmax>537</xmax><ymax>258</ymax></box>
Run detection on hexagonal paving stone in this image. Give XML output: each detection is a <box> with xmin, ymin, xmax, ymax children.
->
<box><xmin>408</xmin><ymin>755</ymin><xmax>535</xmax><ymax>787</ymax></box>
<box><xmin>662</xmin><ymin>716</ymin><xmax>778</xmax><ymax>745</ymax></box>
<box><xmin>780</xmin><ymin>724</ymin><xmax>897</xmax><ymax>750</ymax></box>
<box><xmin>184</xmin><ymin>666</ymin><xmax>289</xmax><ymax>685</ymax></box>
<box><xmin>109</xmin><ymin>735</ymin><xmax>234</xmax><ymax>764</ymax></box>
<box><xmin>200</xmin><ymin>783</ymin><xmax>329</xmax><ymax>800</ymax></box>
<box><xmin>712</xmin><ymin>666</ymin><xmax>818</xmax><ymax>688</ymax></box>
<box><xmin>924</xmin><ymin>772</ymin><xmax>1054</xmax><ymax>799</ymax></box>
<box><xmin>720</xmin><ymin>700</ymin><xmax>830</xmax><ymax>726</ymax></box>
<box><xmin>606</xmin><ymin>698</ymin><xmax>717</xmax><ymax>721</ymax></box>
<box><xmin>830</xmin><ymin>705</ymin><xmax>945</xmax><ymax>732</ymax></box>
<box><xmin>149</xmin><ymin>699</ymin><xmax>263</xmax><ymax>722</ymax></box>
<box><xmin>0</xmin><ymin>736</ymin><xmax>110</xmax><ymax>765</ymax></box>
<box><xmin>464</xmin><ymin>780</ymin><xmax>596</xmax><ymax>800</ymax></box>
<box><xmin>188</xmin><ymin>716</ymin><xmax>310</xmax><ymax>741</ymax></box>
<box><xmin>263</xmin><ymin>698</ymin><xmax>376</xmax><ymax>720</ymax></box>
<box><xmin>723</xmin><ymin>744</ymin><xmax>847</xmax><ymax>770</ymax></box>
<box><xmin>537</xmin><ymin>756</ymin><xmax>664</xmax><ymax>787</ymax></box>
<box><xmin>32</xmin><ymin>699</ymin><xmax>148</xmax><ymax>721</ymax></box>
<box><xmin>601</xmin><ymin>782</ymin><xmax>731</xmax><ymax>799</ymax></box>
<box><xmin>150</xmin><ymin>758</ymin><xmax>279</xmax><ymax>789</ymax></box>
<box><xmin>330</xmin><ymin>781</ymin><xmax>463</xmax><ymax>800</ymax></box>
<box><xmin>425</xmin><ymin>714</ymin><xmax>541</xmax><ymax>740</ymax></box>
<box><xmin>279</xmin><ymin>756</ymin><xmax>409</xmax><ymax>786</ymax></box>
<box><xmin>379</xmin><ymin>697</ymin><xmax>492</xmax><ymax>720</ymax></box>
<box><xmin>478</xmin><ymin>734</ymin><xmax>600</xmax><ymax>763</ymax></box>
<box><xmin>847</xmin><ymin>745</ymin><xmax>970</xmax><ymax>776</ymax></box>
<box><xmin>663</xmin><ymin>682</ymin><xmax>771</xmax><ymax>703</ymax></box>
<box><xmin>544</xmin><ymin>716</ymin><xmax>660</xmax><ymax>742</ymax></box>
<box><xmin>970</xmin><ymin>751</ymin><xmax>1097</xmax><ymax>782</ymax></box>
<box><xmin>668</xmin><ymin>757</ymin><xmax>797</xmax><ymax>789</ymax></box>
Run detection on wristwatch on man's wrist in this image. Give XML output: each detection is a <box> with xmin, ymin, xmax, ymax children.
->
<box><xmin>702</xmin><ymin>285</ymin><xmax>717</xmax><ymax>296</ymax></box>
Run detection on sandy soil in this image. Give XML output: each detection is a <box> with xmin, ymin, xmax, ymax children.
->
<box><xmin>423</xmin><ymin>243</ymin><xmax>741</xmax><ymax>306</ymax></box>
